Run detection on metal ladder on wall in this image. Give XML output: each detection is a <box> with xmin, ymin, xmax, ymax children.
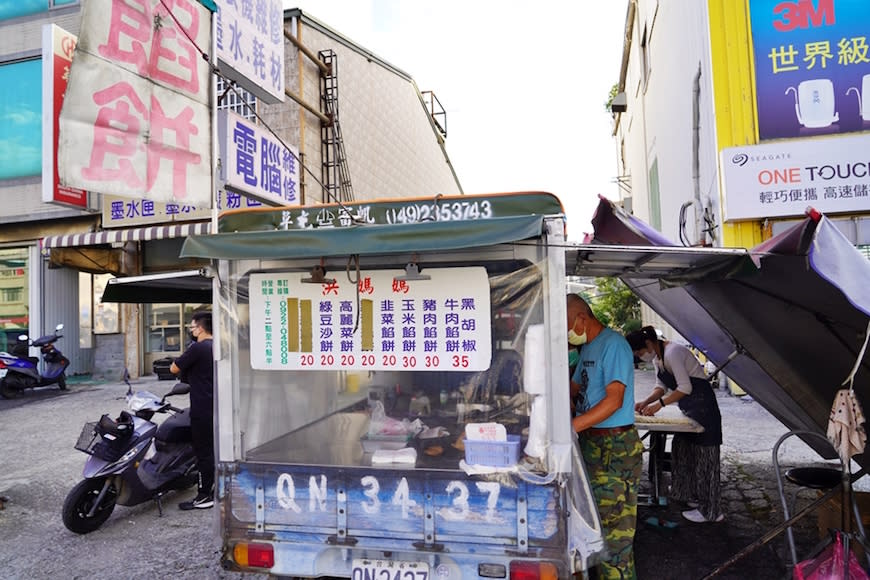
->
<box><xmin>319</xmin><ymin>49</ymin><xmax>354</xmax><ymax>203</ymax></box>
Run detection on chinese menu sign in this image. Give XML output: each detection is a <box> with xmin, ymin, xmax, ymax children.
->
<box><xmin>218</xmin><ymin>110</ymin><xmax>300</xmax><ymax>206</ymax></box>
<box><xmin>58</xmin><ymin>0</ymin><xmax>212</xmax><ymax>206</ymax></box>
<box><xmin>249</xmin><ymin>268</ymin><xmax>492</xmax><ymax>372</ymax></box>
<box><xmin>749</xmin><ymin>0</ymin><xmax>870</xmax><ymax>140</ymax></box>
<box><xmin>215</xmin><ymin>0</ymin><xmax>284</xmax><ymax>104</ymax></box>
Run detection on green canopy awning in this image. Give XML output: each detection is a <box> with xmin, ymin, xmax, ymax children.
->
<box><xmin>180</xmin><ymin>214</ymin><xmax>547</xmax><ymax>260</ymax></box>
<box><xmin>101</xmin><ymin>270</ymin><xmax>212</xmax><ymax>304</ymax></box>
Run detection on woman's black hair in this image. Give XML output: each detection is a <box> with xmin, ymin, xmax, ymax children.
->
<box><xmin>625</xmin><ymin>325</ymin><xmax>659</xmax><ymax>351</ymax></box>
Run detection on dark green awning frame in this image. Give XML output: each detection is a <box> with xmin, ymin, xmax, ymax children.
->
<box><xmin>101</xmin><ymin>270</ymin><xmax>212</xmax><ymax>304</ymax></box>
<box><xmin>181</xmin><ymin>214</ymin><xmax>547</xmax><ymax>260</ymax></box>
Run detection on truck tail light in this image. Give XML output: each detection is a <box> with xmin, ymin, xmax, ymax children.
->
<box><xmin>233</xmin><ymin>542</ymin><xmax>274</xmax><ymax>569</ymax></box>
<box><xmin>509</xmin><ymin>560</ymin><xmax>558</xmax><ymax>580</ymax></box>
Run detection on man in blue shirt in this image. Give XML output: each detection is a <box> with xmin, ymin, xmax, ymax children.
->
<box><xmin>567</xmin><ymin>294</ymin><xmax>643</xmax><ymax>580</ymax></box>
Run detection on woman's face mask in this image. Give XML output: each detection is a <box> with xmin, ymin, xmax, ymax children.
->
<box><xmin>568</xmin><ymin>316</ymin><xmax>587</xmax><ymax>346</ymax></box>
<box><xmin>638</xmin><ymin>350</ymin><xmax>656</xmax><ymax>363</ymax></box>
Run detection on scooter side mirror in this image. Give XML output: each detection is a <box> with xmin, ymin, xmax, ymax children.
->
<box><xmin>55</xmin><ymin>323</ymin><xmax>64</xmax><ymax>332</ymax></box>
<box><xmin>17</xmin><ymin>334</ymin><xmax>28</xmax><ymax>342</ymax></box>
<box><xmin>170</xmin><ymin>382</ymin><xmax>191</xmax><ymax>396</ymax></box>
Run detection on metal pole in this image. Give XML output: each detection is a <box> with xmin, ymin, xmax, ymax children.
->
<box><xmin>702</xmin><ymin>466</ymin><xmax>868</xmax><ymax>579</ymax></box>
<box><xmin>283</xmin><ymin>28</ymin><xmax>331</xmax><ymax>76</ymax></box>
<box><xmin>702</xmin><ymin>484</ymin><xmax>842</xmax><ymax>579</ymax></box>
<box><xmin>284</xmin><ymin>87</ymin><xmax>332</xmax><ymax>126</ymax></box>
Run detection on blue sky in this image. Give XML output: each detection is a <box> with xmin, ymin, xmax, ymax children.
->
<box><xmin>0</xmin><ymin>59</ymin><xmax>41</xmax><ymax>180</ymax></box>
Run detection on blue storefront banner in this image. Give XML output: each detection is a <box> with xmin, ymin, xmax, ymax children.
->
<box><xmin>749</xmin><ymin>0</ymin><xmax>870</xmax><ymax>140</ymax></box>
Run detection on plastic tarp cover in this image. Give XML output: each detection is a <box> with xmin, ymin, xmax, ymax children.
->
<box><xmin>181</xmin><ymin>215</ymin><xmax>544</xmax><ymax>260</ymax></box>
<box><xmin>590</xmin><ymin>197</ymin><xmax>870</xmax><ymax>470</ymax></box>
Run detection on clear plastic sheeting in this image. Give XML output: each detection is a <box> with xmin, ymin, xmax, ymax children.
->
<box><xmin>216</xmin><ymin>252</ymin><xmax>590</xmax><ymax>475</ymax></box>
<box><xmin>221</xmin><ymin>256</ymin><xmax>555</xmax><ymax>467</ymax></box>
<box><xmin>216</xmin><ymin>242</ymin><xmax>603</xmax><ymax>571</ymax></box>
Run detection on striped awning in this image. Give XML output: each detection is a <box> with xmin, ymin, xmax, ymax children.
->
<box><xmin>41</xmin><ymin>222</ymin><xmax>211</xmax><ymax>249</ymax></box>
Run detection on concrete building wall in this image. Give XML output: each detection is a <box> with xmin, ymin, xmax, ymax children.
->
<box><xmin>264</xmin><ymin>11</ymin><xmax>462</xmax><ymax>204</ymax></box>
<box><xmin>613</xmin><ymin>0</ymin><xmax>721</xmax><ymax>342</ymax></box>
<box><xmin>615</xmin><ymin>0</ymin><xmax>721</xmax><ymax>245</ymax></box>
<box><xmin>0</xmin><ymin>6</ymin><xmax>80</xmax><ymax>54</ymax></box>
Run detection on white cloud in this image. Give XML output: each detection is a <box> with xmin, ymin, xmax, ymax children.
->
<box><xmin>3</xmin><ymin>109</ymin><xmax>40</xmax><ymax>126</ymax></box>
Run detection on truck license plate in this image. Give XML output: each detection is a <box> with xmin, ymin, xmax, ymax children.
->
<box><xmin>351</xmin><ymin>558</ymin><xmax>429</xmax><ymax>580</ymax></box>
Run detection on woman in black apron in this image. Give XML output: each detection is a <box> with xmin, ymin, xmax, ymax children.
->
<box><xmin>626</xmin><ymin>326</ymin><xmax>724</xmax><ymax>523</ymax></box>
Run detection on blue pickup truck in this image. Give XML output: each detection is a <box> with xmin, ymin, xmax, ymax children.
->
<box><xmin>99</xmin><ymin>190</ymin><xmax>870</xmax><ymax>579</ymax></box>
<box><xmin>178</xmin><ymin>192</ymin><xmax>611</xmax><ymax>579</ymax></box>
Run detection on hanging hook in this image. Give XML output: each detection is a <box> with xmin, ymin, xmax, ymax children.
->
<box><xmin>394</xmin><ymin>252</ymin><xmax>431</xmax><ymax>282</ymax></box>
<box><xmin>302</xmin><ymin>257</ymin><xmax>336</xmax><ymax>284</ymax></box>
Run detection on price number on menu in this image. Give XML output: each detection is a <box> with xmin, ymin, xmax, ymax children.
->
<box><xmin>296</xmin><ymin>353</ymin><xmax>472</xmax><ymax>370</ymax></box>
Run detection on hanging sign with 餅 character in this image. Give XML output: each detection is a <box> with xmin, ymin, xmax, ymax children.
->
<box><xmin>58</xmin><ymin>0</ymin><xmax>214</xmax><ymax>206</ymax></box>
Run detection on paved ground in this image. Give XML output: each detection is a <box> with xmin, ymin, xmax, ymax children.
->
<box><xmin>633</xmin><ymin>367</ymin><xmax>869</xmax><ymax>580</ymax></box>
<box><xmin>0</xmin><ymin>369</ymin><xmax>866</xmax><ymax>579</ymax></box>
<box><xmin>0</xmin><ymin>375</ymin><xmax>262</xmax><ymax>580</ymax></box>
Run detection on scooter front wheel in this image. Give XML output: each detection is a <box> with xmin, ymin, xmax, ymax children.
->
<box><xmin>62</xmin><ymin>478</ymin><xmax>117</xmax><ymax>534</ymax></box>
<box><xmin>0</xmin><ymin>379</ymin><xmax>19</xmax><ymax>399</ymax></box>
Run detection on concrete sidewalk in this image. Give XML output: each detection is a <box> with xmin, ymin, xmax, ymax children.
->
<box><xmin>631</xmin><ymin>367</ymin><xmax>867</xmax><ymax>579</ymax></box>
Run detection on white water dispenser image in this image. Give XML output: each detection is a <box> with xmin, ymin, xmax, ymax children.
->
<box><xmin>785</xmin><ymin>79</ymin><xmax>839</xmax><ymax>128</ymax></box>
<box><xmin>846</xmin><ymin>74</ymin><xmax>870</xmax><ymax>122</ymax></box>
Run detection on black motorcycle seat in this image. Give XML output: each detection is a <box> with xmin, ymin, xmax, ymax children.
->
<box><xmin>156</xmin><ymin>409</ymin><xmax>192</xmax><ymax>444</ymax></box>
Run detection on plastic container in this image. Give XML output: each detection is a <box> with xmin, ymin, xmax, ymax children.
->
<box><xmin>464</xmin><ymin>434</ymin><xmax>521</xmax><ymax>467</ymax></box>
<box><xmin>360</xmin><ymin>434</ymin><xmax>410</xmax><ymax>453</ymax></box>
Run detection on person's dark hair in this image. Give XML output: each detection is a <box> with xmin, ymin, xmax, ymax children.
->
<box><xmin>192</xmin><ymin>311</ymin><xmax>212</xmax><ymax>335</ymax></box>
<box><xmin>625</xmin><ymin>325</ymin><xmax>658</xmax><ymax>351</ymax></box>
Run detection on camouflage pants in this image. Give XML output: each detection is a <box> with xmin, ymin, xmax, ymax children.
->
<box><xmin>579</xmin><ymin>428</ymin><xmax>644</xmax><ymax>580</ymax></box>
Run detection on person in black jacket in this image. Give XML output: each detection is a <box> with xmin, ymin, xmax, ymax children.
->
<box><xmin>171</xmin><ymin>311</ymin><xmax>214</xmax><ymax>510</ymax></box>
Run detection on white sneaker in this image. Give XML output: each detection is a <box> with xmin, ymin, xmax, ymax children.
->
<box><xmin>682</xmin><ymin>508</ymin><xmax>724</xmax><ymax>523</ymax></box>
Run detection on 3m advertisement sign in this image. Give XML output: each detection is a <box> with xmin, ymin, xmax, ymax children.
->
<box><xmin>721</xmin><ymin>133</ymin><xmax>870</xmax><ymax>220</ymax></box>
<box><xmin>749</xmin><ymin>0</ymin><xmax>870</xmax><ymax>140</ymax></box>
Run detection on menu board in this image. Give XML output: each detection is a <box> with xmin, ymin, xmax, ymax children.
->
<box><xmin>249</xmin><ymin>267</ymin><xmax>492</xmax><ymax>371</ymax></box>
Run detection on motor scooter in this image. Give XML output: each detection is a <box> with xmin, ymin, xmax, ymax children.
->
<box><xmin>62</xmin><ymin>382</ymin><xmax>199</xmax><ymax>534</ymax></box>
<box><xmin>0</xmin><ymin>323</ymin><xmax>70</xmax><ymax>399</ymax></box>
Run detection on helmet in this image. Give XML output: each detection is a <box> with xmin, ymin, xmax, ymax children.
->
<box><xmin>97</xmin><ymin>411</ymin><xmax>134</xmax><ymax>439</ymax></box>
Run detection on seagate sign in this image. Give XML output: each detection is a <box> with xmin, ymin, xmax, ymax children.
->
<box><xmin>720</xmin><ymin>133</ymin><xmax>870</xmax><ymax>221</ymax></box>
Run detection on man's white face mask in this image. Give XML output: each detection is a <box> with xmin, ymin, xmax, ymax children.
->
<box><xmin>568</xmin><ymin>316</ymin><xmax>587</xmax><ymax>346</ymax></box>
